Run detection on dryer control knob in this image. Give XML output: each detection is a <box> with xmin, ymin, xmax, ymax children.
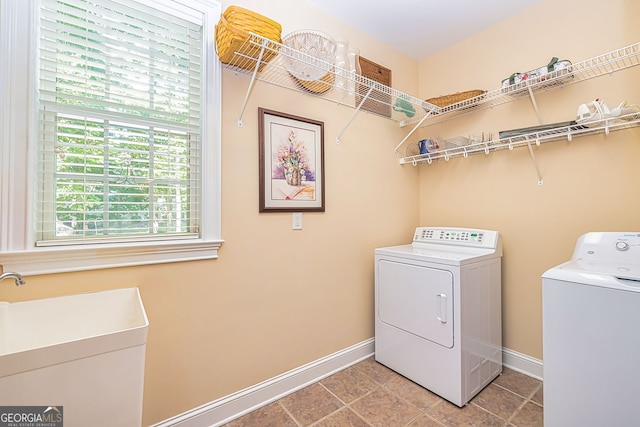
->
<box><xmin>615</xmin><ymin>241</ymin><xmax>629</xmax><ymax>251</ymax></box>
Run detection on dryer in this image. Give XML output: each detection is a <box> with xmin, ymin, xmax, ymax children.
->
<box><xmin>375</xmin><ymin>227</ymin><xmax>502</xmax><ymax>407</ymax></box>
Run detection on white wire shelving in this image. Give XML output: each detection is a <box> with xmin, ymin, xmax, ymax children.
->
<box><xmin>222</xmin><ymin>36</ymin><xmax>640</xmax><ymax>174</ymax></box>
<box><xmin>401</xmin><ymin>42</ymin><xmax>640</xmax><ymax>126</ymax></box>
<box><xmin>393</xmin><ymin>41</ymin><xmax>640</xmax><ymax>158</ymax></box>
<box><xmin>400</xmin><ymin>114</ymin><xmax>640</xmax><ymax>185</ymax></box>
<box><xmin>222</xmin><ymin>33</ymin><xmax>436</xmax><ymax>142</ymax></box>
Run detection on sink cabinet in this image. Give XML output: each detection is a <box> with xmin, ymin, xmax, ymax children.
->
<box><xmin>0</xmin><ymin>288</ymin><xmax>149</xmax><ymax>427</ymax></box>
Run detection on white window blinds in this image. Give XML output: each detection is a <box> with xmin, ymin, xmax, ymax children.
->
<box><xmin>37</xmin><ymin>0</ymin><xmax>203</xmax><ymax>245</ymax></box>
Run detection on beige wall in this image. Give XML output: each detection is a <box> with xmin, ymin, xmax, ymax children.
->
<box><xmin>1</xmin><ymin>0</ymin><xmax>419</xmax><ymax>425</ymax></box>
<box><xmin>416</xmin><ymin>0</ymin><xmax>640</xmax><ymax>359</ymax></box>
<box><xmin>2</xmin><ymin>0</ymin><xmax>638</xmax><ymax>424</ymax></box>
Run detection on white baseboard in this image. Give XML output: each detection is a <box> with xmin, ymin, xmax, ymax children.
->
<box><xmin>151</xmin><ymin>338</ymin><xmax>375</xmax><ymax>427</ymax></box>
<box><xmin>502</xmin><ymin>347</ymin><xmax>543</xmax><ymax>381</ymax></box>
<box><xmin>151</xmin><ymin>341</ymin><xmax>542</xmax><ymax>427</ymax></box>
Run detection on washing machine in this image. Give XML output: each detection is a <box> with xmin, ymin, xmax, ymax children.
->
<box><xmin>374</xmin><ymin>227</ymin><xmax>502</xmax><ymax>407</ymax></box>
<box><xmin>542</xmin><ymin>232</ymin><xmax>640</xmax><ymax>427</ymax></box>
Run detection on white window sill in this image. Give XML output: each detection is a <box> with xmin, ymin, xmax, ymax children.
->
<box><xmin>0</xmin><ymin>240</ymin><xmax>224</xmax><ymax>276</ymax></box>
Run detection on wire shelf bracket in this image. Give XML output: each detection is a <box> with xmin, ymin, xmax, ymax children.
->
<box><xmin>336</xmin><ymin>86</ymin><xmax>373</xmax><ymax>144</ymax></box>
<box><xmin>236</xmin><ymin>38</ymin><xmax>270</xmax><ymax>127</ymax></box>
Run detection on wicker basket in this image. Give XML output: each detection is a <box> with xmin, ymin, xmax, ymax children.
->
<box><xmin>426</xmin><ymin>89</ymin><xmax>486</xmax><ymax>108</ymax></box>
<box><xmin>293</xmin><ymin>69</ymin><xmax>335</xmax><ymax>94</ymax></box>
<box><xmin>215</xmin><ymin>6</ymin><xmax>282</xmax><ymax>71</ymax></box>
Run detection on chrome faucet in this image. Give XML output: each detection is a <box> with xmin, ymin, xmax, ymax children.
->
<box><xmin>0</xmin><ymin>272</ymin><xmax>26</xmax><ymax>286</ymax></box>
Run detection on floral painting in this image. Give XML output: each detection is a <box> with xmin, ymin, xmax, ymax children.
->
<box><xmin>259</xmin><ymin>108</ymin><xmax>324</xmax><ymax>212</ymax></box>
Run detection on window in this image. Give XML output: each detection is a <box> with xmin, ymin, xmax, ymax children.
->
<box><xmin>0</xmin><ymin>0</ymin><xmax>222</xmax><ymax>275</ymax></box>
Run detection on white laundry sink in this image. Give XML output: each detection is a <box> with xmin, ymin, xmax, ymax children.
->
<box><xmin>0</xmin><ymin>287</ymin><xmax>149</xmax><ymax>426</ymax></box>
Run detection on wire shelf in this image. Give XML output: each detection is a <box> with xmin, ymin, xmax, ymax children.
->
<box><xmin>223</xmin><ymin>33</ymin><xmax>437</xmax><ymax>124</ymax></box>
<box><xmin>400</xmin><ymin>41</ymin><xmax>640</xmax><ymax>128</ymax></box>
<box><xmin>399</xmin><ymin>115</ymin><xmax>640</xmax><ymax>166</ymax></box>
<box><xmin>221</xmin><ymin>35</ymin><xmax>640</xmax><ymax>157</ymax></box>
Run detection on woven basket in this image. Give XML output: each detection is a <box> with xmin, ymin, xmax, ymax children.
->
<box><xmin>426</xmin><ymin>89</ymin><xmax>486</xmax><ymax>108</ymax></box>
<box><xmin>293</xmin><ymin>69</ymin><xmax>335</xmax><ymax>94</ymax></box>
<box><xmin>215</xmin><ymin>6</ymin><xmax>282</xmax><ymax>71</ymax></box>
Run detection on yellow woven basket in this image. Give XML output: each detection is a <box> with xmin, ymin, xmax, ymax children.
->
<box><xmin>215</xmin><ymin>6</ymin><xmax>282</xmax><ymax>71</ymax></box>
<box><xmin>293</xmin><ymin>69</ymin><xmax>335</xmax><ymax>94</ymax></box>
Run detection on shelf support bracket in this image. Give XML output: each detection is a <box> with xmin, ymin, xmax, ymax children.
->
<box><xmin>525</xmin><ymin>138</ymin><xmax>544</xmax><ymax>185</ymax></box>
<box><xmin>527</xmin><ymin>86</ymin><xmax>543</xmax><ymax>124</ymax></box>
<box><xmin>236</xmin><ymin>39</ymin><xmax>269</xmax><ymax>127</ymax></box>
<box><xmin>393</xmin><ymin>110</ymin><xmax>433</xmax><ymax>154</ymax></box>
<box><xmin>336</xmin><ymin>86</ymin><xmax>374</xmax><ymax>143</ymax></box>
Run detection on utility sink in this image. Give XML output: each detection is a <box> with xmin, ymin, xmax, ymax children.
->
<box><xmin>0</xmin><ymin>287</ymin><xmax>149</xmax><ymax>426</ymax></box>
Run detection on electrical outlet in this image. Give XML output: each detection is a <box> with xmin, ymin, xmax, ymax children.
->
<box><xmin>292</xmin><ymin>212</ymin><xmax>302</xmax><ymax>230</ymax></box>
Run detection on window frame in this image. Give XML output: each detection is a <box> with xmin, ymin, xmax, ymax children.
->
<box><xmin>0</xmin><ymin>0</ymin><xmax>223</xmax><ymax>276</ymax></box>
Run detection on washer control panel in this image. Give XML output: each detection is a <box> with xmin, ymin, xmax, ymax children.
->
<box><xmin>574</xmin><ymin>232</ymin><xmax>640</xmax><ymax>262</ymax></box>
<box><xmin>413</xmin><ymin>227</ymin><xmax>499</xmax><ymax>249</ymax></box>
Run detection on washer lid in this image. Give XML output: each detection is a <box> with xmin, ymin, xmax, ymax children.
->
<box><xmin>543</xmin><ymin>258</ymin><xmax>640</xmax><ymax>292</ymax></box>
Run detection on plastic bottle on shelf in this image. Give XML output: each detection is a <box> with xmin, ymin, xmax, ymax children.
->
<box><xmin>347</xmin><ymin>47</ymin><xmax>361</xmax><ymax>106</ymax></box>
<box><xmin>333</xmin><ymin>40</ymin><xmax>349</xmax><ymax>99</ymax></box>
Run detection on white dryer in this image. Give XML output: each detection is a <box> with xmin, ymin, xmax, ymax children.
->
<box><xmin>375</xmin><ymin>227</ymin><xmax>502</xmax><ymax>407</ymax></box>
<box><xmin>542</xmin><ymin>232</ymin><xmax>640</xmax><ymax>427</ymax></box>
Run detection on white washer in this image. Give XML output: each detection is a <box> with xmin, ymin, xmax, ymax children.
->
<box><xmin>542</xmin><ymin>232</ymin><xmax>640</xmax><ymax>427</ymax></box>
<box><xmin>375</xmin><ymin>227</ymin><xmax>502</xmax><ymax>407</ymax></box>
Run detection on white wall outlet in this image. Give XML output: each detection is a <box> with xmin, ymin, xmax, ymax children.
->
<box><xmin>292</xmin><ymin>212</ymin><xmax>302</xmax><ymax>230</ymax></box>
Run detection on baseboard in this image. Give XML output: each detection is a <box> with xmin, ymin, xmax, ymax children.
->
<box><xmin>151</xmin><ymin>341</ymin><xmax>542</xmax><ymax>427</ymax></box>
<box><xmin>502</xmin><ymin>347</ymin><xmax>543</xmax><ymax>381</ymax></box>
<box><xmin>151</xmin><ymin>338</ymin><xmax>375</xmax><ymax>427</ymax></box>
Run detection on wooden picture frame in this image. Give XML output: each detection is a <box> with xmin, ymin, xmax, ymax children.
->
<box><xmin>258</xmin><ymin>108</ymin><xmax>325</xmax><ymax>212</ymax></box>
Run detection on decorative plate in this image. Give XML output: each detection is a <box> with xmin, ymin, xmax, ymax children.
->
<box><xmin>282</xmin><ymin>30</ymin><xmax>336</xmax><ymax>81</ymax></box>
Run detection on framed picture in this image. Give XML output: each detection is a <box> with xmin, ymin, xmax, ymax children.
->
<box><xmin>258</xmin><ymin>108</ymin><xmax>325</xmax><ymax>212</ymax></box>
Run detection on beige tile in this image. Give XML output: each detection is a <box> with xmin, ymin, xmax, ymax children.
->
<box><xmin>492</xmin><ymin>369</ymin><xmax>541</xmax><ymax>399</ymax></box>
<box><xmin>427</xmin><ymin>400</ymin><xmax>505</xmax><ymax>427</ymax></box>
<box><xmin>279</xmin><ymin>383</ymin><xmax>344</xmax><ymax>426</ymax></box>
<box><xmin>510</xmin><ymin>402</ymin><xmax>543</xmax><ymax>427</ymax></box>
<box><xmin>224</xmin><ymin>402</ymin><xmax>297</xmax><ymax>427</ymax></box>
<box><xmin>312</xmin><ymin>407</ymin><xmax>370</xmax><ymax>427</ymax></box>
<box><xmin>353</xmin><ymin>357</ymin><xmax>399</xmax><ymax>385</ymax></box>
<box><xmin>472</xmin><ymin>383</ymin><xmax>525</xmax><ymax>421</ymax></box>
<box><xmin>408</xmin><ymin>413</ymin><xmax>447</xmax><ymax>427</ymax></box>
<box><xmin>321</xmin><ymin>366</ymin><xmax>379</xmax><ymax>404</ymax></box>
<box><xmin>226</xmin><ymin>363</ymin><xmax>544</xmax><ymax>427</ymax></box>
<box><xmin>384</xmin><ymin>375</ymin><xmax>443</xmax><ymax>410</ymax></box>
<box><xmin>530</xmin><ymin>386</ymin><xmax>543</xmax><ymax>406</ymax></box>
<box><xmin>350</xmin><ymin>387</ymin><xmax>423</xmax><ymax>427</ymax></box>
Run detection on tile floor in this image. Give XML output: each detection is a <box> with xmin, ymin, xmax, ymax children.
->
<box><xmin>224</xmin><ymin>357</ymin><xmax>543</xmax><ymax>427</ymax></box>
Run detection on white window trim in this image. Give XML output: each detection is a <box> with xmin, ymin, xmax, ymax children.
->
<box><xmin>0</xmin><ymin>0</ymin><xmax>223</xmax><ymax>276</ymax></box>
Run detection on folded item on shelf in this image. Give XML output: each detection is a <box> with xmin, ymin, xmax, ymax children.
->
<box><xmin>498</xmin><ymin>121</ymin><xmax>587</xmax><ymax>139</ymax></box>
<box><xmin>501</xmin><ymin>57</ymin><xmax>573</xmax><ymax>94</ymax></box>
